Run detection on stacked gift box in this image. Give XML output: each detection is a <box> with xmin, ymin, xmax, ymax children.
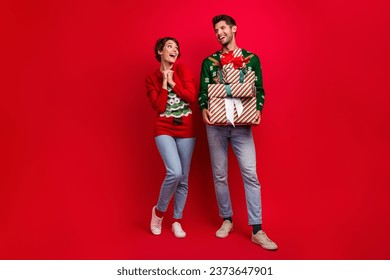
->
<box><xmin>208</xmin><ymin>49</ymin><xmax>257</xmax><ymax>125</ymax></box>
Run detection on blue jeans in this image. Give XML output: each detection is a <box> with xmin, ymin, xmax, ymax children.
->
<box><xmin>206</xmin><ymin>125</ymin><xmax>262</xmax><ymax>225</ymax></box>
<box><xmin>155</xmin><ymin>135</ymin><xmax>195</xmax><ymax>219</ymax></box>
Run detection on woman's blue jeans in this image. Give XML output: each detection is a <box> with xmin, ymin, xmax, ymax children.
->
<box><xmin>155</xmin><ymin>135</ymin><xmax>195</xmax><ymax>219</ymax></box>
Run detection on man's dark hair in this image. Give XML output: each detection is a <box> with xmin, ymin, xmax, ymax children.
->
<box><xmin>212</xmin><ymin>14</ymin><xmax>237</xmax><ymax>28</ymax></box>
<box><xmin>154</xmin><ymin>37</ymin><xmax>180</xmax><ymax>62</ymax></box>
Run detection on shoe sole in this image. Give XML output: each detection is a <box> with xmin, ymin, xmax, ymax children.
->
<box><xmin>151</xmin><ymin>230</ymin><xmax>161</xmax><ymax>235</ymax></box>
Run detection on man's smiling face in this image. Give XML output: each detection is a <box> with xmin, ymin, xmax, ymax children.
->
<box><xmin>214</xmin><ymin>20</ymin><xmax>236</xmax><ymax>46</ymax></box>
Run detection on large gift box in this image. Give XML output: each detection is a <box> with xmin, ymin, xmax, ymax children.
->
<box><xmin>207</xmin><ymin>82</ymin><xmax>258</xmax><ymax>125</ymax></box>
<box><xmin>208</xmin><ymin>96</ymin><xmax>257</xmax><ymax>125</ymax></box>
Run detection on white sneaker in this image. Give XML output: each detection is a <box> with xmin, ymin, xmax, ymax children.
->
<box><xmin>172</xmin><ymin>222</ymin><xmax>186</xmax><ymax>238</ymax></box>
<box><xmin>215</xmin><ymin>220</ymin><xmax>233</xmax><ymax>238</ymax></box>
<box><xmin>251</xmin><ymin>230</ymin><xmax>278</xmax><ymax>250</ymax></box>
<box><xmin>150</xmin><ymin>206</ymin><xmax>163</xmax><ymax>235</ymax></box>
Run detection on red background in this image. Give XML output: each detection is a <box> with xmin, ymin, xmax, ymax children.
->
<box><xmin>1</xmin><ymin>0</ymin><xmax>389</xmax><ymax>259</ymax></box>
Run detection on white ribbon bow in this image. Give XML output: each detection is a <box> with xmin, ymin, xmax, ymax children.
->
<box><xmin>224</xmin><ymin>98</ymin><xmax>243</xmax><ymax>126</ymax></box>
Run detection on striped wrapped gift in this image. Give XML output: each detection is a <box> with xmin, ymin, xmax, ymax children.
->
<box><xmin>209</xmin><ymin>96</ymin><xmax>257</xmax><ymax>125</ymax></box>
<box><xmin>220</xmin><ymin>48</ymin><xmax>253</xmax><ymax>84</ymax></box>
<box><xmin>220</xmin><ymin>69</ymin><xmax>255</xmax><ymax>84</ymax></box>
<box><xmin>208</xmin><ymin>83</ymin><xmax>255</xmax><ymax>98</ymax></box>
<box><xmin>208</xmin><ymin>48</ymin><xmax>258</xmax><ymax>125</ymax></box>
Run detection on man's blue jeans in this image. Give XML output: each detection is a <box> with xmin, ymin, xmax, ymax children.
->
<box><xmin>206</xmin><ymin>125</ymin><xmax>262</xmax><ymax>225</ymax></box>
<box><xmin>155</xmin><ymin>135</ymin><xmax>195</xmax><ymax>219</ymax></box>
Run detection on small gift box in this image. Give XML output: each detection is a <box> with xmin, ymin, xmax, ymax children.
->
<box><xmin>220</xmin><ymin>69</ymin><xmax>255</xmax><ymax>84</ymax></box>
<box><xmin>219</xmin><ymin>49</ymin><xmax>254</xmax><ymax>84</ymax></box>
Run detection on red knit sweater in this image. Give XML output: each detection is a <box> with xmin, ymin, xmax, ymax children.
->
<box><xmin>145</xmin><ymin>63</ymin><xmax>196</xmax><ymax>137</ymax></box>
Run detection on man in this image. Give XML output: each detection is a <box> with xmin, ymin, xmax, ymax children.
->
<box><xmin>198</xmin><ymin>14</ymin><xmax>277</xmax><ymax>250</ymax></box>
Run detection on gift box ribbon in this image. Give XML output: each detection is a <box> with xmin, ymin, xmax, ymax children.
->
<box><xmin>224</xmin><ymin>98</ymin><xmax>244</xmax><ymax>126</ymax></box>
<box><xmin>219</xmin><ymin>68</ymin><xmax>247</xmax><ymax>84</ymax></box>
<box><xmin>220</xmin><ymin>51</ymin><xmax>250</xmax><ymax>69</ymax></box>
<box><xmin>224</xmin><ymin>84</ymin><xmax>232</xmax><ymax>97</ymax></box>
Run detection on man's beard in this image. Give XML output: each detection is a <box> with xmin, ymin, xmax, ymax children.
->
<box><xmin>221</xmin><ymin>37</ymin><xmax>231</xmax><ymax>47</ymax></box>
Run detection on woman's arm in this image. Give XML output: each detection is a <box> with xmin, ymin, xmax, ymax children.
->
<box><xmin>145</xmin><ymin>75</ymin><xmax>168</xmax><ymax>113</ymax></box>
<box><xmin>169</xmin><ymin>64</ymin><xmax>197</xmax><ymax>103</ymax></box>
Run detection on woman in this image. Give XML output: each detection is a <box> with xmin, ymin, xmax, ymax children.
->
<box><xmin>145</xmin><ymin>37</ymin><xmax>196</xmax><ymax>238</ymax></box>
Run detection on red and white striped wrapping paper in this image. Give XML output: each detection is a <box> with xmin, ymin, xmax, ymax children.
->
<box><xmin>209</xmin><ymin>97</ymin><xmax>257</xmax><ymax>125</ymax></box>
<box><xmin>208</xmin><ymin>49</ymin><xmax>257</xmax><ymax>125</ymax></box>
<box><xmin>220</xmin><ymin>69</ymin><xmax>255</xmax><ymax>84</ymax></box>
<box><xmin>207</xmin><ymin>83</ymin><xmax>255</xmax><ymax>98</ymax></box>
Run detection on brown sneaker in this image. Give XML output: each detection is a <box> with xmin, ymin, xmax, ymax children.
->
<box><xmin>251</xmin><ymin>230</ymin><xmax>278</xmax><ymax>250</ymax></box>
<box><xmin>215</xmin><ymin>220</ymin><xmax>233</xmax><ymax>238</ymax></box>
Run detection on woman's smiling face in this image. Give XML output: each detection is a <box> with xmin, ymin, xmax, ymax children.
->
<box><xmin>159</xmin><ymin>40</ymin><xmax>179</xmax><ymax>64</ymax></box>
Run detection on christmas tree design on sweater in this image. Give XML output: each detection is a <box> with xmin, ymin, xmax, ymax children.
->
<box><xmin>160</xmin><ymin>85</ymin><xmax>192</xmax><ymax>118</ymax></box>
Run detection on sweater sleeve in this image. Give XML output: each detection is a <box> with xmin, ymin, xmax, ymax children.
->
<box><xmin>172</xmin><ymin>64</ymin><xmax>197</xmax><ymax>104</ymax></box>
<box><xmin>198</xmin><ymin>58</ymin><xmax>211</xmax><ymax>111</ymax></box>
<box><xmin>145</xmin><ymin>74</ymin><xmax>168</xmax><ymax>114</ymax></box>
<box><xmin>251</xmin><ymin>54</ymin><xmax>265</xmax><ymax>112</ymax></box>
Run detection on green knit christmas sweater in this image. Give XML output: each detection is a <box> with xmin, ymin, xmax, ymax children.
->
<box><xmin>198</xmin><ymin>48</ymin><xmax>265</xmax><ymax>112</ymax></box>
<box><xmin>161</xmin><ymin>85</ymin><xmax>191</xmax><ymax>118</ymax></box>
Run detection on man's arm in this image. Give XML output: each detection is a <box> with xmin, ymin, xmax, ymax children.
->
<box><xmin>251</xmin><ymin>54</ymin><xmax>265</xmax><ymax>113</ymax></box>
<box><xmin>199</xmin><ymin>58</ymin><xmax>210</xmax><ymax>111</ymax></box>
<box><xmin>199</xmin><ymin>58</ymin><xmax>213</xmax><ymax>124</ymax></box>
